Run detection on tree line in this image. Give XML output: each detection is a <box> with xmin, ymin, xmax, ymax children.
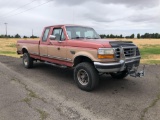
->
<box><xmin>1</xmin><ymin>33</ymin><xmax>160</xmax><ymax>39</ymax></box>
<box><xmin>0</xmin><ymin>34</ymin><xmax>38</xmax><ymax>38</ymax></box>
<box><xmin>100</xmin><ymin>33</ymin><xmax>160</xmax><ymax>39</ymax></box>
<box><xmin>137</xmin><ymin>33</ymin><xmax>160</xmax><ymax>39</ymax></box>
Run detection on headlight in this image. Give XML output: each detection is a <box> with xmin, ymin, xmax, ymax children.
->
<box><xmin>98</xmin><ymin>48</ymin><xmax>114</xmax><ymax>59</ymax></box>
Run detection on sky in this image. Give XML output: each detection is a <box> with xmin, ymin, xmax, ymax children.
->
<box><xmin>0</xmin><ymin>0</ymin><xmax>160</xmax><ymax>37</ymax></box>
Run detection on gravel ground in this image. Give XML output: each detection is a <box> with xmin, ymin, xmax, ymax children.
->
<box><xmin>0</xmin><ymin>55</ymin><xmax>160</xmax><ymax>120</ymax></box>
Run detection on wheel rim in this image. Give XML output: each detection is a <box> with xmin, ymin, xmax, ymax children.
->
<box><xmin>77</xmin><ymin>69</ymin><xmax>89</xmax><ymax>86</ymax></box>
<box><xmin>23</xmin><ymin>54</ymin><xmax>28</xmax><ymax>66</ymax></box>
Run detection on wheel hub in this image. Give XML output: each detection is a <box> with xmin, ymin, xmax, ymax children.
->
<box><xmin>77</xmin><ymin>69</ymin><xmax>89</xmax><ymax>86</ymax></box>
<box><xmin>23</xmin><ymin>55</ymin><xmax>28</xmax><ymax>66</ymax></box>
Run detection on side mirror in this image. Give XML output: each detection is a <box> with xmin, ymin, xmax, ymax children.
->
<box><xmin>49</xmin><ymin>35</ymin><xmax>56</xmax><ymax>40</ymax></box>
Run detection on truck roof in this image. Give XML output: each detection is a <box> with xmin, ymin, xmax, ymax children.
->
<box><xmin>45</xmin><ymin>24</ymin><xmax>91</xmax><ymax>28</ymax></box>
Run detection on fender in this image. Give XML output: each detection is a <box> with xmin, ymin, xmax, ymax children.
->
<box><xmin>22</xmin><ymin>46</ymin><xmax>28</xmax><ymax>53</ymax></box>
<box><xmin>73</xmin><ymin>51</ymin><xmax>96</xmax><ymax>62</ymax></box>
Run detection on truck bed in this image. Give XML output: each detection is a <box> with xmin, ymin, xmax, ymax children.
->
<box><xmin>17</xmin><ymin>40</ymin><xmax>40</xmax><ymax>44</ymax></box>
<box><xmin>17</xmin><ymin>40</ymin><xmax>40</xmax><ymax>55</ymax></box>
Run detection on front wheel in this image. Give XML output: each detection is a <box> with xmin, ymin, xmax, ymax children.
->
<box><xmin>23</xmin><ymin>53</ymin><xmax>33</xmax><ymax>68</ymax></box>
<box><xmin>110</xmin><ymin>70</ymin><xmax>128</xmax><ymax>79</ymax></box>
<box><xmin>74</xmin><ymin>62</ymin><xmax>99</xmax><ymax>91</ymax></box>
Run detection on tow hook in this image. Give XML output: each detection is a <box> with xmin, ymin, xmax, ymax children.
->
<box><xmin>128</xmin><ymin>65</ymin><xmax>145</xmax><ymax>78</ymax></box>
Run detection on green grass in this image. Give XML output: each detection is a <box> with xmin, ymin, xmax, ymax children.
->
<box><xmin>140</xmin><ymin>45</ymin><xmax>160</xmax><ymax>58</ymax></box>
<box><xmin>0</xmin><ymin>51</ymin><xmax>16</xmax><ymax>54</ymax></box>
<box><xmin>36</xmin><ymin>109</ymin><xmax>49</xmax><ymax>120</ymax></box>
<box><xmin>22</xmin><ymin>97</ymin><xmax>32</xmax><ymax>107</ymax></box>
<box><xmin>146</xmin><ymin>60</ymin><xmax>160</xmax><ymax>65</ymax></box>
<box><xmin>139</xmin><ymin>45</ymin><xmax>160</xmax><ymax>64</ymax></box>
<box><xmin>0</xmin><ymin>50</ymin><xmax>19</xmax><ymax>57</ymax></box>
<box><xmin>6</xmin><ymin>43</ymin><xmax>16</xmax><ymax>47</ymax></box>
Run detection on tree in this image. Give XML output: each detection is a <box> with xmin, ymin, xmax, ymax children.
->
<box><xmin>137</xmin><ymin>33</ymin><xmax>140</xmax><ymax>39</ymax></box>
<box><xmin>130</xmin><ymin>34</ymin><xmax>134</xmax><ymax>39</ymax></box>
<box><xmin>125</xmin><ymin>36</ymin><xmax>130</xmax><ymax>39</ymax></box>
<box><xmin>15</xmin><ymin>34</ymin><xmax>21</xmax><ymax>38</ymax></box>
<box><xmin>155</xmin><ymin>33</ymin><xmax>159</xmax><ymax>39</ymax></box>
<box><xmin>152</xmin><ymin>33</ymin><xmax>155</xmax><ymax>38</ymax></box>
<box><xmin>110</xmin><ymin>34</ymin><xmax>114</xmax><ymax>38</ymax></box>
<box><xmin>99</xmin><ymin>34</ymin><xmax>106</xmax><ymax>38</ymax></box>
<box><xmin>0</xmin><ymin>35</ymin><xmax>5</xmax><ymax>38</ymax></box>
<box><xmin>106</xmin><ymin>35</ymin><xmax>110</xmax><ymax>38</ymax></box>
<box><xmin>23</xmin><ymin>36</ymin><xmax>28</xmax><ymax>38</ymax></box>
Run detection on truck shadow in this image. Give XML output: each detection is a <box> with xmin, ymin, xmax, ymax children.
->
<box><xmin>33</xmin><ymin>62</ymin><xmax>74</xmax><ymax>83</ymax></box>
<box><xmin>33</xmin><ymin>62</ymin><xmax>142</xmax><ymax>94</ymax></box>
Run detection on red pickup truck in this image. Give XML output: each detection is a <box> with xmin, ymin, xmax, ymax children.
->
<box><xmin>17</xmin><ymin>24</ymin><xmax>144</xmax><ymax>91</ymax></box>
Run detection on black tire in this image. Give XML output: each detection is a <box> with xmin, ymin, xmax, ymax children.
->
<box><xmin>23</xmin><ymin>53</ymin><xmax>33</xmax><ymax>68</ymax></box>
<box><xmin>74</xmin><ymin>62</ymin><xmax>99</xmax><ymax>91</ymax></box>
<box><xmin>110</xmin><ymin>70</ymin><xmax>128</xmax><ymax>79</ymax></box>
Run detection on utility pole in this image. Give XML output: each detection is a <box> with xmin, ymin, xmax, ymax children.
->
<box><xmin>32</xmin><ymin>29</ymin><xmax>33</xmax><ymax>38</ymax></box>
<box><xmin>4</xmin><ymin>23</ymin><xmax>7</xmax><ymax>37</ymax></box>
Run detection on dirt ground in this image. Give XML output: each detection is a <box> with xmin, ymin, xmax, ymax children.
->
<box><xmin>0</xmin><ymin>55</ymin><xmax>160</xmax><ymax>120</ymax></box>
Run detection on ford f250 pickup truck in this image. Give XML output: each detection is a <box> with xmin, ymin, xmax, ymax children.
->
<box><xmin>17</xmin><ymin>24</ymin><xmax>144</xmax><ymax>91</ymax></box>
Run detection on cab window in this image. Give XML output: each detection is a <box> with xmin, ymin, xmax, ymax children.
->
<box><xmin>42</xmin><ymin>28</ymin><xmax>50</xmax><ymax>42</ymax></box>
<box><xmin>52</xmin><ymin>28</ymin><xmax>65</xmax><ymax>41</ymax></box>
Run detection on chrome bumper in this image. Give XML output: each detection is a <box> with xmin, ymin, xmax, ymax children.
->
<box><xmin>94</xmin><ymin>57</ymin><xmax>141</xmax><ymax>73</ymax></box>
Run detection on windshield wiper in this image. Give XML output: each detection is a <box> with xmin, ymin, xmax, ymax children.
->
<box><xmin>71</xmin><ymin>37</ymin><xmax>100</xmax><ymax>39</ymax></box>
<box><xmin>93</xmin><ymin>37</ymin><xmax>99</xmax><ymax>39</ymax></box>
<box><xmin>86</xmin><ymin>37</ymin><xmax>99</xmax><ymax>39</ymax></box>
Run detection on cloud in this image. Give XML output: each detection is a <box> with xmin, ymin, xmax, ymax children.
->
<box><xmin>53</xmin><ymin>0</ymin><xmax>160</xmax><ymax>8</ymax></box>
<box><xmin>0</xmin><ymin>0</ymin><xmax>159</xmax><ymax>36</ymax></box>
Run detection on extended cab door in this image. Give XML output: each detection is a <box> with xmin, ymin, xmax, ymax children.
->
<box><xmin>47</xmin><ymin>26</ymin><xmax>67</xmax><ymax>64</ymax></box>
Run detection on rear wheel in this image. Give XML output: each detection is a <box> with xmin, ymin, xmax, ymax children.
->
<box><xmin>74</xmin><ymin>62</ymin><xmax>99</xmax><ymax>91</ymax></box>
<box><xmin>110</xmin><ymin>70</ymin><xmax>128</xmax><ymax>79</ymax></box>
<box><xmin>23</xmin><ymin>53</ymin><xmax>33</xmax><ymax>68</ymax></box>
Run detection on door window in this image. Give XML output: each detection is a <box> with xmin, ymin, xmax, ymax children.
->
<box><xmin>52</xmin><ymin>28</ymin><xmax>65</xmax><ymax>41</ymax></box>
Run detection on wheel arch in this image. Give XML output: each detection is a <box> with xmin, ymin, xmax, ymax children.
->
<box><xmin>73</xmin><ymin>55</ymin><xmax>93</xmax><ymax>67</ymax></box>
<box><xmin>22</xmin><ymin>47</ymin><xmax>28</xmax><ymax>54</ymax></box>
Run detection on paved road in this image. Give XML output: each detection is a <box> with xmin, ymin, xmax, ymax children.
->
<box><xmin>0</xmin><ymin>55</ymin><xmax>160</xmax><ymax>120</ymax></box>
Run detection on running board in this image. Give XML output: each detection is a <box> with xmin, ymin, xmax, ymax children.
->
<box><xmin>44</xmin><ymin>62</ymin><xmax>67</xmax><ymax>68</ymax></box>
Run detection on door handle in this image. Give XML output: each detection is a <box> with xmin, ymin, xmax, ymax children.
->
<box><xmin>57</xmin><ymin>47</ymin><xmax>60</xmax><ymax>50</ymax></box>
<box><xmin>48</xmin><ymin>42</ymin><xmax>53</xmax><ymax>45</ymax></box>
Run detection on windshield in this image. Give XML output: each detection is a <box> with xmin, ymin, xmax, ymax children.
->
<box><xmin>66</xmin><ymin>26</ymin><xmax>101</xmax><ymax>39</ymax></box>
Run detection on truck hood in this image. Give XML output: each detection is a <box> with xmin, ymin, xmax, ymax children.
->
<box><xmin>67</xmin><ymin>39</ymin><xmax>116</xmax><ymax>49</ymax></box>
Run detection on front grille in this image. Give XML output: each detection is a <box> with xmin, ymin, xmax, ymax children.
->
<box><xmin>115</xmin><ymin>48</ymin><xmax>120</xmax><ymax>58</ymax></box>
<box><xmin>114</xmin><ymin>47</ymin><xmax>140</xmax><ymax>59</ymax></box>
<box><xmin>124</xmin><ymin>48</ymin><xmax>135</xmax><ymax>57</ymax></box>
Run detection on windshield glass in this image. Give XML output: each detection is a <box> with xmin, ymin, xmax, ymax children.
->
<box><xmin>66</xmin><ymin>26</ymin><xmax>101</xmax><ymax>39</ymax></box>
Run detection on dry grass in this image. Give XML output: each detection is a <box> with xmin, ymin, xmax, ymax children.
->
<box><xmin>111</xmin><ymin>38</ymin><xmax>160</xmax><ymax>47</ymax></box>
<box><xmin>0</xmin><ymin>38</ymin><xmax>38</xmax><ymax>57</ymax></box>
<box><xmin>123</xmin><ymin>38</ymin><xmax>160</xmax><ymax>46</ymax></box>
<box><xmin>0</xmin><ymin>38</ymin><xmax>160</xmax><ymax>64</ymax></box>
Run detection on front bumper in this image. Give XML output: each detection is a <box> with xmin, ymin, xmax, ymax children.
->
<box><xmin>94</xmin><ymin>57</ymin><xmax>140</xmax><ymax>73</ymax></box>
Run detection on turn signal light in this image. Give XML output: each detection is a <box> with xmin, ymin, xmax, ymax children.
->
<box><xmin>98</xmin><ymin>54</ymin><xmax>114</xmax><ymax>59</ymax></box>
